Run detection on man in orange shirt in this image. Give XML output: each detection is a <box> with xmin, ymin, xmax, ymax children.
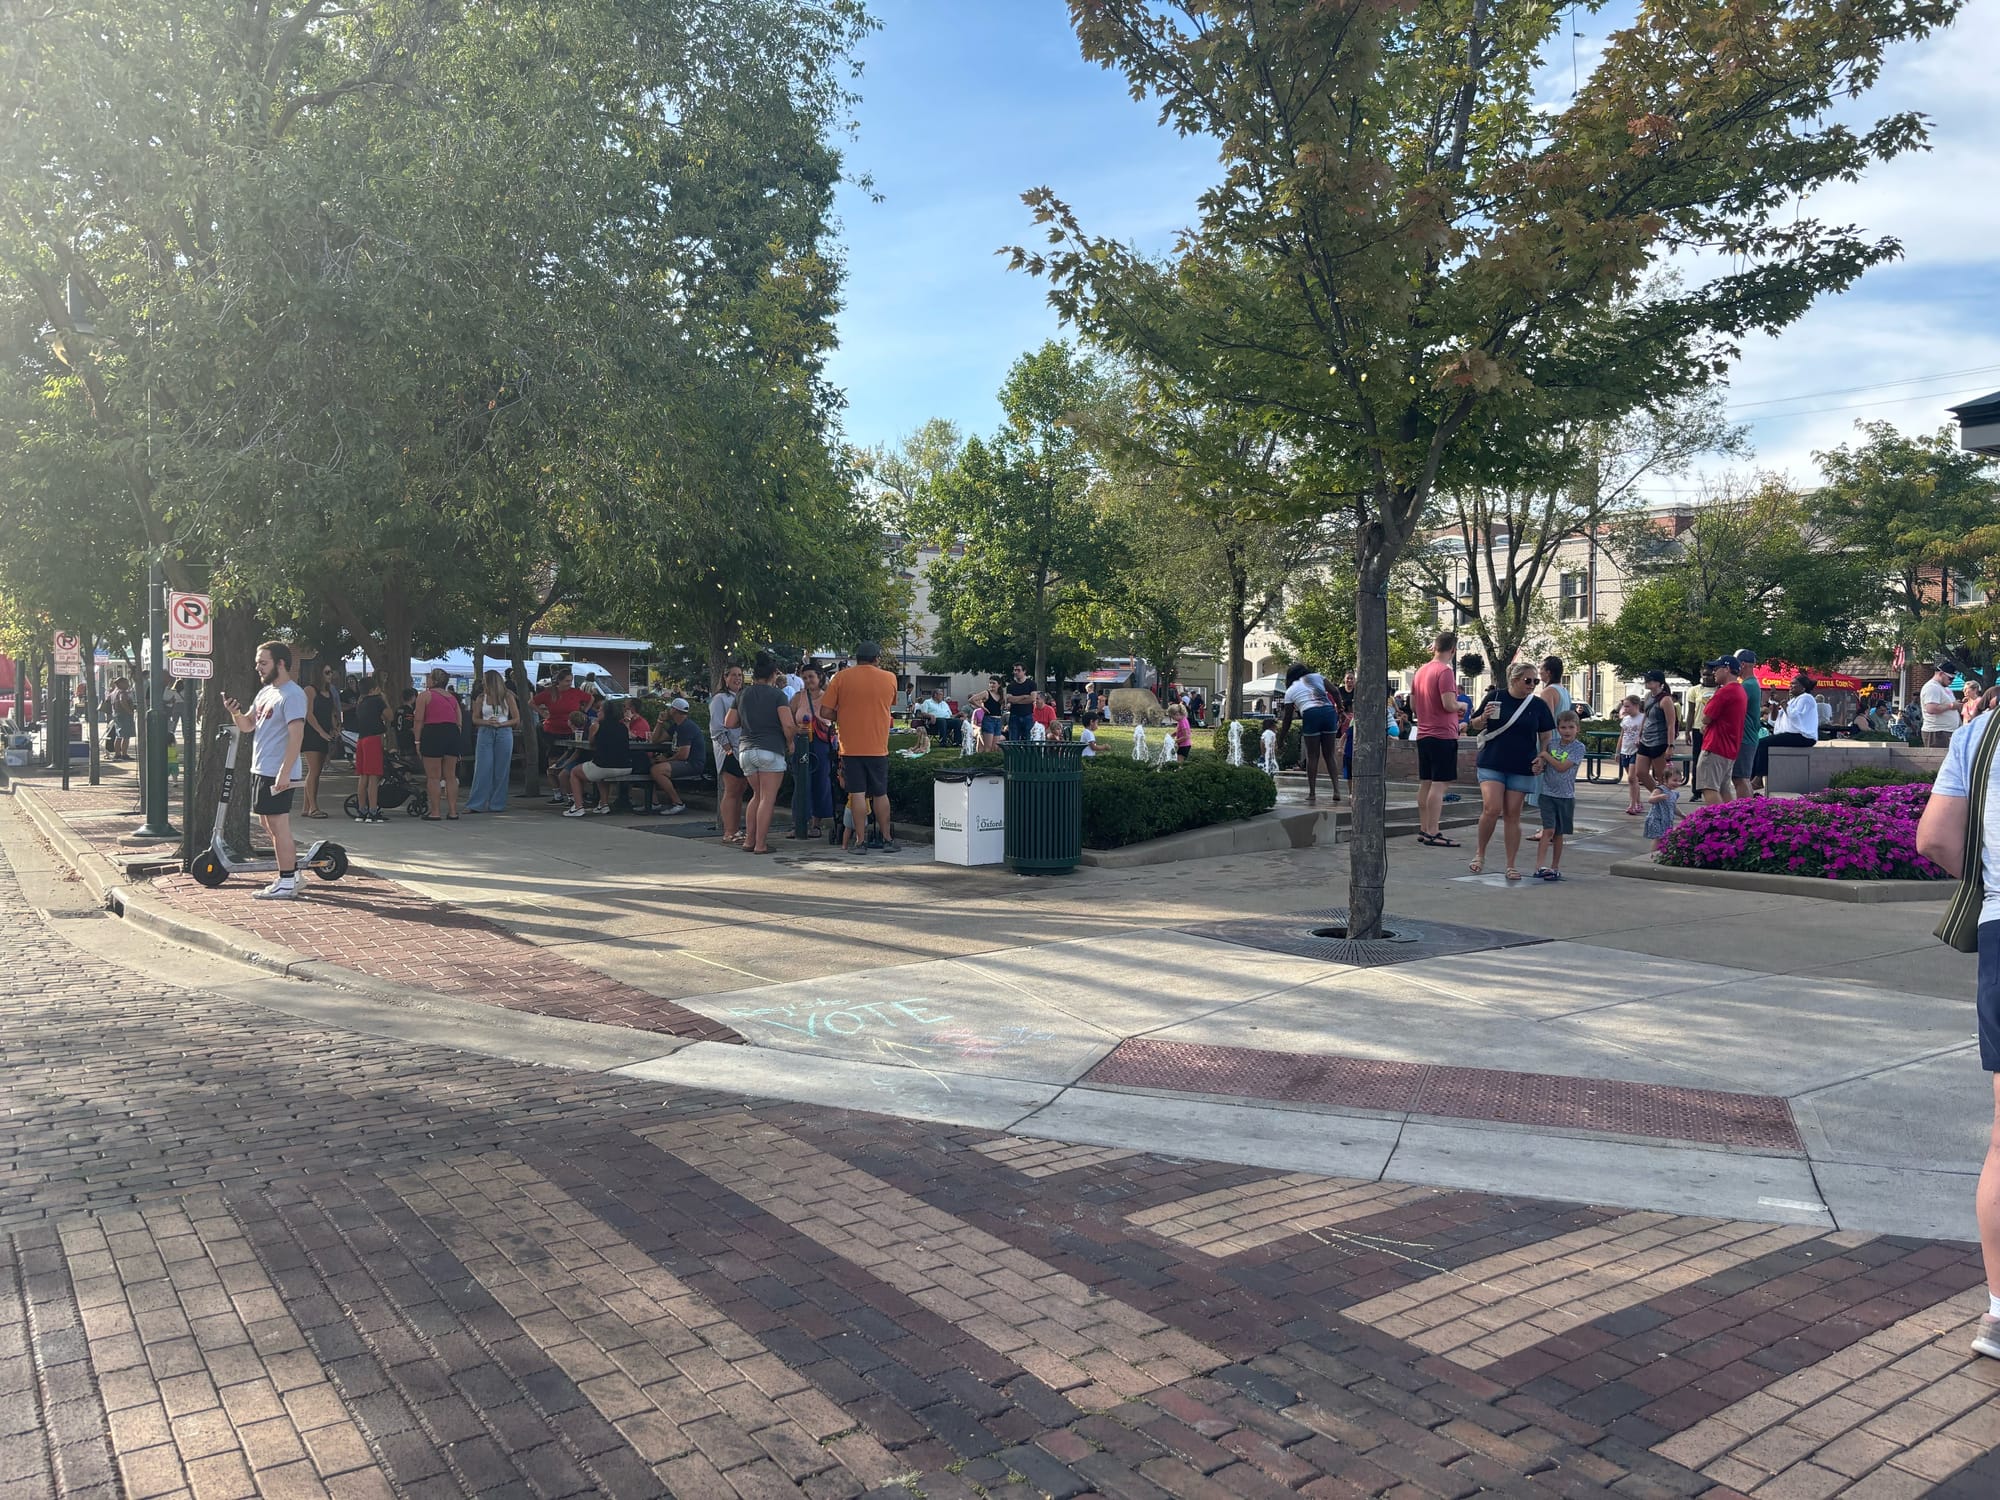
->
<box><xmin>819</xmin><ymin>640</ymin><xmax>900</xmax><ymax>853</ymax></box>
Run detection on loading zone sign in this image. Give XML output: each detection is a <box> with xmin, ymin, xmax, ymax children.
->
<box><xmin>168</xmin><ymin>592</ymin><xmax>213</xmax><ymax>655</ymax></box>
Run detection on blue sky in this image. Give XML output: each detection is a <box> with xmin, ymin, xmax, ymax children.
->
<box><xmin>823</xmin><ymin>2</ymin><xmax>2000</xmax><ymax>491</ymax></box>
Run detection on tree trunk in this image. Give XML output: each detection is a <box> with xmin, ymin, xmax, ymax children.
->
<box><xmin>1226</xmin><ymin>576</ymin><xmax>1250</xmax><ymax>721</ymax></box>
<box><xmin>511</xmin><ymin>616</ymin><xmax>539</xmax><ymax>797</ymax></box>
<box><xmin>189</xmin><ymin>601</ymin><xmax>260</xmax><ymax>859</ymax></box>
<box><xmin>1347</xmin><ymin>542</ymin><xmax>1393</xmax><ymax>940</ymax></box>
<box><xmin>1033</xmin><ymin>565</ymin><xmax>1049</xmax><ymax>691</ymax></box>
<box><xmin>81</xmin><ymin>631</ymin><xmax>101</xmax><ymax>784</ymax></box>
<box><xmin>707</xmin><ymin>615</ymin><xmax>731</xmax><ymax>691</ymax></box>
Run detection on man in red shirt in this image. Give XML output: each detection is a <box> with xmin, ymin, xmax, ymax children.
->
<box><xmin>529</xmin><ymin>667</ymin><xmax>591</xmax><ymax>783</ymax></box>
<box><xmin>1410</xmin><ymin>630</ymin><xmax>1463</xmax><ymax>846</ymax></box>
<box><xmin>1695</xmin><ymin>656</ymin><xmax>1747</xmax><ymax>804</ymax></box>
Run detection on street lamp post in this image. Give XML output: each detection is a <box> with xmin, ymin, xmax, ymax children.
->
<box><xmin>133</xmin><ymin>554</ymin><xmax>176</xmax><ymax>839</ymax></box>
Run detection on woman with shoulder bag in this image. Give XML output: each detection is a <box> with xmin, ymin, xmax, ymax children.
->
<box><xmin>1468</xmin><ymin>661</ymin><xmax>1556</xmax><ymax>882</ymax></box>
<box><xmin>1917</xmin><ymin>705</ymin><xmax>2000</xmax><ymax>1363</ymax></box>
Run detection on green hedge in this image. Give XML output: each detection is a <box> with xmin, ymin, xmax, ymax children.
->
<box><xmin>1825</xmin><ymin>765</ymin><xmax>1933</xmax><ymax>790</ymax></box>
<box><xmin>882</xmin><ymin>749</ymin><xmax>1275</xmax><ymax>849</ymax></box>
<box><xmin>1078</xmin><ymin>756</ymin><xmax>1277</xmax><ymax>848</ymax></box>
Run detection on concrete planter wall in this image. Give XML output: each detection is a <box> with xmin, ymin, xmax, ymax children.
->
<box><xmin>1610</xmin><ymin>855</ymin><xmax>1950</xmax><ymax>903</ymax></box>
<box><xmin>1382</xmin><ymin>736</ymin><xmax>1479</xmax><ymax>782</ymax></box>
<box><xmin>1764</xmin><ymin>742</ymin><xmax>1944</xmax><ymax>795</ymax></box>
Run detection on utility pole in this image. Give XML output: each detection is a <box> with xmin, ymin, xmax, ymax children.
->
<box><xmin>133</xmin><ymin>555</ymin><xmax>176</xmax><ymax>839</ymax></box>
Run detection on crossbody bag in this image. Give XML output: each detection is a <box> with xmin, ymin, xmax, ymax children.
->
<box><xmin>1936</xmin><ymin>713</ymin><xmax>2000</xmax><ymax>952</ymax></box>
<box><xmin>1477</xmin><ymin>693</ymin><xmax>1537</xmax><ymax>748</ymax></box>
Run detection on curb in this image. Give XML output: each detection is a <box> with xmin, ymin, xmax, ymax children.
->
<box><xmin>12</xmin><ymin>784</ymin><xmax>128</xmax><ymax>906</ymax></box>
<box><xmin>1079</xmin><ymin>804</ymin><xmax>1481</xmax><ymax>869</ymax></box>
<box><xmin>1608</xmin><ymin>854</ymin><xmax>1952</xmax><ymax>904</ymax></box>
<box><xmin>11</xmin><ymin>783</ymin><xmax>552</xmax><ymax>1014</ymax></box>
<box><xmin>105</xmin><ymin>882</ymin><xmax>538</xmax><ymax>1015</ymax></box>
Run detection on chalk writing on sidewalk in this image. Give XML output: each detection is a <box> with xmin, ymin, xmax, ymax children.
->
<box><xmin>724</xmin><ymin>996</ymin><xmax>953</xmax><ymax>1039</ymax></box>
<box><xmin>724</xmin><ymin>998</ymin><xmax>1061</xmax><ymax>1062</ymax></box>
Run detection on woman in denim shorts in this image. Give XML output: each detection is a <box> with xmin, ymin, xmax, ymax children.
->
<box><xmin>1469</xmin><ymin>661</ymin><xmax>1556</xmax><ymax>882</ymax></box>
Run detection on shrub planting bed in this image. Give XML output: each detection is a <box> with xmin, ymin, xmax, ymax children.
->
<box><xmin>885</xmin><ymin>750</ymin><xmax>1275</xmax><ymax>850</ymax></box>
<box><xmin>1824</xmin><ymin>765</ymin><xmax>1933</xmax><ymax>790</ymax></box>
<box><xmin>1655</xmin><ymin>783</ymin><xmax>1943</xmax><ymax>882</ymax></box>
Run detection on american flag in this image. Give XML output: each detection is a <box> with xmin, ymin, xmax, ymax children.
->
<box><xmin>1891</xmin><ymin>644</ymin><xmax>1906</xmax><ymax>671</ymax></box>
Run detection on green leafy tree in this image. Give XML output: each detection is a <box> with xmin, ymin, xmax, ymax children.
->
<box><xmin>1278</xmin><ymin>575</ymin><xmax>1431</xmax><ymax>681</ymax></box>
<box><xmin>1009</xmin><ymin>0</ymin><xmax>1959</xmax><ymax>936</ymax></box>
<box><xmin>1584</xmin><ymin>483</ymin><xmax>1874</xmax><ymax>676</ymax></box>
<box><xmin>1091</xmin><ymin>368</ymin><xmax>1331</xmax><ymax>717</ymax></box>
<box><xmin>910</xmin><ymin>343</ymin><xmax>1131</xmax><ymax>685</ymax></box>
<box><xmin>1409</xmin><ymin>391</ymin><xmax>1743</xmax><ymax>675</ymax></box>
<box><xmin>1812</xmin><ymin>422</ymin><xmax>2000</xmax><ymax>654</ymax></box>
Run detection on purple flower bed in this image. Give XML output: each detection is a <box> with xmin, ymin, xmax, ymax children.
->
<box><xmin>1656</xmin><ymin>784</ymin><xmax>1944</xmax><ymax>881</ymax></box>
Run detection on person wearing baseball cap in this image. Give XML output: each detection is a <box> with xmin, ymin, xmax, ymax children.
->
<box><xmin>1633</xmin><ymin>669</ymin><xmax>1678</xmax><ymax>799</ymax></box>
<box><xmin>1922</xmin><ymin>662</ymin><xmax>1962</xmax><ymax>748</ymax></box>
<box><xmin>1695</xmin><ymin>657</ymin><xmax>1747</xmax><ymax>804</ymax></box>
<box><xmin>642</xmin><ymin>696</ymin><xmax>701</xmax><ymax>814</ymax></box>
<box><xmin>1732</xmin><ymin>650</ymin><xmax>1765</xmax><ymax>797</ymax></box>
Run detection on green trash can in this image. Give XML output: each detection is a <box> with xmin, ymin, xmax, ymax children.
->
<box><xmin>1002</xmin><ymin>740</ymin><xmax>1084</xmax><ymax>874</ymax></box>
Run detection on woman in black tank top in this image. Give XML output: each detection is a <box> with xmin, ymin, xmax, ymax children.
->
<box><xmin>300</xmin><ymin>662</ymin><xmax>340</xmax><ymax>817</ymax></box>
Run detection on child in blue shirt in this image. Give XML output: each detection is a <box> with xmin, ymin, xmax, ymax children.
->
<box><xmin>1533</xmin><ymin>710</ymin><xmax>1583</xmax><ymax>881</ymax></box>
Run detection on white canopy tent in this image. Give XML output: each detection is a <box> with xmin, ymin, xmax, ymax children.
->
<box><xmin>343</xmin><ymin>651</ymin><xmax>619</xmax><ymax>689</ymax></box>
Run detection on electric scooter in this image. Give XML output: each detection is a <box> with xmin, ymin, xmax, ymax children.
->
<box><xmin>188</xmin><ymin>727</ymin><xmax>350</xmax><ymax>888</ymax></box>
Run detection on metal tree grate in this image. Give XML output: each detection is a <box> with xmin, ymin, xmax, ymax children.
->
<box><xmin>1179</xmin><ymin>908</ymin><xmax>1549</xmax><ymax>967</ymax></box>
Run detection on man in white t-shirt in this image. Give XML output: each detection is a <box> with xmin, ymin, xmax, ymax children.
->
<box><xmin>221</xmin><ymin>640</ymin><xmax>309</xmax><ymax>900</ymax></box>
<box><xmin>1918</xmin><ymin>709</ymin><xmax>2000</xmax><ymax>1362</ymax></box>
<box><xmin>1922</xmin><ymin>663</ymin><xmax>1962</xmax><ymax>748</ymax></box>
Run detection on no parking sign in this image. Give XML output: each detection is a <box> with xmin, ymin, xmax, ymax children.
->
<box><xmin>168</xmin><ymin>592</ymin><xmax>212</xmax><ymax>655</ymax></box>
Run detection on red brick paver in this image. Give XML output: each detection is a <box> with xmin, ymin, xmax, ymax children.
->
<box><xmin>1087</xmin><ymin>1037</ymin><xmax>1804</xmax><ymax>1150</ymax></box>
<box><xmin>2</xmin><ymin>834</ymin><xmax>1997</xmax><ymax>1500</ymax></box>
<box><xmin>21</xmin><ymin>784</ymin><xmax>739</xmax><ymax>1044</ymax></box>
<box><xmin>150</xmin><ymin>868</ymin><xmax>742</xmax><ymax>1042</ymax></box>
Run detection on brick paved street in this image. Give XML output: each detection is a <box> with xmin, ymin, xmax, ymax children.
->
<box><xmin>4</xmin><ymin>822</ymin><xmax>2000</xmax><ymax>1497</ymax></box>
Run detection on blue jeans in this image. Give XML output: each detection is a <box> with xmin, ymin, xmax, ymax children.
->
<box><xmin>468</xmin><ymin>727</ymin><xmax>513</xmax><ymax>810</ymax></box>
<box><xmin>808</xmin><ymin>738</ymin><xmax>834</xmax><ymax>819</ymax></box>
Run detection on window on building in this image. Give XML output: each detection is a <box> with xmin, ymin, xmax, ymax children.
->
<box><xmin>1958</xmin><ymin>574</ymin><xmax>1989</xmax><ymax>608</ymax></box>
<box><xmin>1558</xmin><ymin>571</ymin><xmax>1589</xmax><ymax>621</ymax></box>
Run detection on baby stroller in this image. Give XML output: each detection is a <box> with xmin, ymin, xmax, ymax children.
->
<box><xmin>341</xmin><ymin>729</ymin><xmax>429</xmax><ymax>819</ymax></box>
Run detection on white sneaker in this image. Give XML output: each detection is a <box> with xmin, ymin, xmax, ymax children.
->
<box><xmin>562</xmin><ymin>805</ymin><xmax>587</xmax><ymax>818</ymax></box>
<box><xmin>254</xmin><ymin>878</ymin><xmax>300</xmax><ymax>900</ymax></box>
<box><xmin>589</xmin><ymin>804</ymin><xmax>611</xmax><ymax>815</ymax></box>
<box><xmin>661</xmin><ymin>803</ymin><xmax>686</xmax><ymax>816</ymax></box>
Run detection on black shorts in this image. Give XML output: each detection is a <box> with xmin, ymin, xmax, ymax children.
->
<box><xmin>419</xmin><ymin>723</ymin><xmax>461</xmax><ymax>758</ymax></box>
<box><xmin>252</xmin><ymin>775</ymin><xmax>295</xmax><ymax>816</ymax></box>
<box><xmin>1980</xmin><ymin>923</ymin><xmax>2000</xmax><ymax>1072</ymax></box>
<box><xmin>843</xmin><ymin>754</ymin><xmax>889</xmax><ymax>799</ymax></box>
<box><xmin>721</xmin><ymin>752</ymin><xmax>744</xmax><ymax>780</ymax></box>
<box><xmin>1415</xmin><ymin>735</ymin><xmax>1458</xmax><ymax>783</ymax></box>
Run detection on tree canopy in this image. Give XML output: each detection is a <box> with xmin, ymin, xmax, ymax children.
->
<box><xmin>1014</xmin><ymin>0</ymin><xmax>1958</xmax><ymax>934</ymax></box>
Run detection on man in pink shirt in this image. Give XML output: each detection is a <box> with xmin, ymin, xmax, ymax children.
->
<box><xmin>1411</xmin><ymin>630</ymin><xmax>1462</xmax><ymax>846</ymax></box>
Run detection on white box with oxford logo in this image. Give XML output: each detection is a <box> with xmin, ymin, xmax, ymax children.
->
<box><xmin>933</xmin><ymin>771</ymin><xmax>1005</xmax><ymax>865</ymax></box>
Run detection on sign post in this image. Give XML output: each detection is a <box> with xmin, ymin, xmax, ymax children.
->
<box><xmin>164</xmin><ymin>592</ymin><xmax>212</xmax><ymax>856</ymax></box>
<box><xmin>51</xmin><ymin>631</ymin><xmax>81</xmax><ymax>791</ymax></box>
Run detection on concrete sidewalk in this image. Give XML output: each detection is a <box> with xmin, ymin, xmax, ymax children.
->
<box><xmin>11</xmin><ymin>767</ymin><xmax>1982</xmax><ymax>1242</ymax></box>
